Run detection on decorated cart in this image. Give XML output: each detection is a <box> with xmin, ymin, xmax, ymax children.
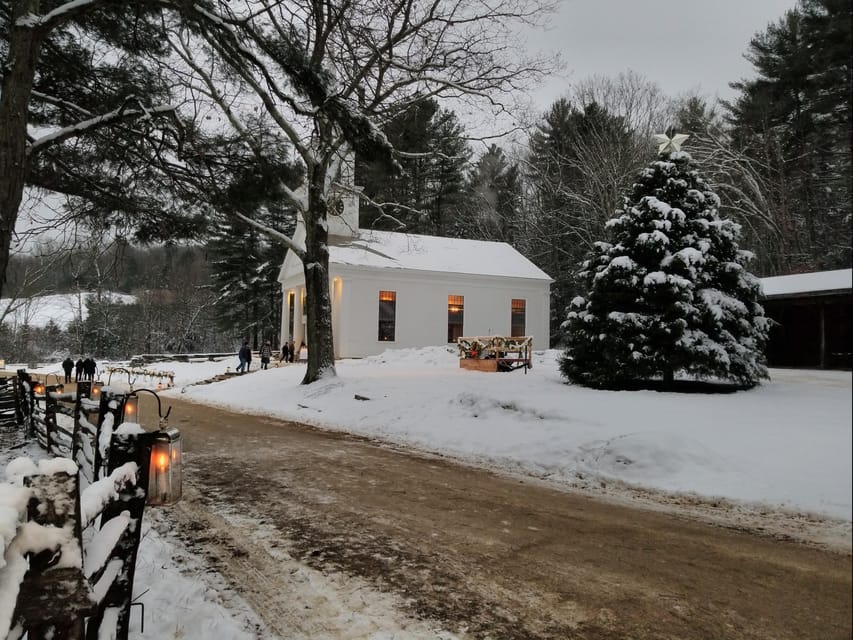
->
<box><xmin>457</xmin><ymin>336</ymin><xmax>533</xmax><ymax>372</ymax></box>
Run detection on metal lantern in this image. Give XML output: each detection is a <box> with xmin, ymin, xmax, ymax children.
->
<box><xmin>122</xmin><ymin>394</ymin><xmax>139</xmax><ymax>422</ymax></box>
<box><xmin>147</xmin><ymin>427</ymin><xmax>182</xmax><ymax>505</ymax></box>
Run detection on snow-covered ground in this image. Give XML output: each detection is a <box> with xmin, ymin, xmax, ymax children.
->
<box><xmin>3</xmin><ymin>347</ymin><xmax>851</xmax><ymax>639</ymax></box>
<box><xmin>157</xmin><ymin>348</ymin><xmax>852</xmax><ymax>521</ymax></box>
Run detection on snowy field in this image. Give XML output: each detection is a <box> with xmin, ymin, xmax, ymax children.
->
<box><xmin>0</xmin><ymin>292</ymin><xmax>136</xmax><ymax>329</ymax></box>
<box><xmin>3</xmin><ymin>347</ymin><xmax>851</xmax><ymax>639</ymax></box>
<box><xmin>156</xmin><ymin>348</ymin><xmax>851</xmax><ymax>521</ymax></box>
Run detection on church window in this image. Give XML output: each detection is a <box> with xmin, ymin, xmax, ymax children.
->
<box><xmin>378</xmin><ymin>290</ymin><xmax>396</xmax><ymax>341</ymax></box>
<box><xmin>448</xmin><ymin>295</ymin><xmax>464</xmax><ymax>343</ymax></box>
<box><xmin>511</xmin><ymin>299</ymin><xmax>526</xmax><ymax>337</ymax></box>
<box><xmin>287</xmin><ymin>292</ymin><xmax>295</xmax><ymax>338</ymax></box>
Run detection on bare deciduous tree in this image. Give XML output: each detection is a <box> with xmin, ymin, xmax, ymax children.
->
<box><xmin>170</xmin><ymin>0</ymin><xmax>557</xmax><ymax>383</ymax></box>
<box><xmin>520</xmin><ymin>74</ymin><xmax>671</xmax><ymax>341</ymax></box>
<box><xmin>669</xmin><ymin>111</ymin><xmax>795</xmax><ymax>275</ymax></box>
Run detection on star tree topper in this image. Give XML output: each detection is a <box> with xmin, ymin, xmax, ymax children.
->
<box><xmin>652</xmin><ymin>133</ymin><xmax>689</xmax><ymax>153</ymax></box>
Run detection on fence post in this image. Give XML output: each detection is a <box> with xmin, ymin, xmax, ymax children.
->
<box><xmin>16</xmin><ymin>370</ymin><xmax>35</xmax><ymax>438</ymax></box>
<box><xmin>72</xmin><ymin>382</ymin><xmax>97</xmax><ymax>485</ymax></box>
<box><xmin>95</xmin><ymin>391</ymin><xmax>128</xmax><ymax>480</ymax></box>
<box><xmin>44</xmin><ymin>406</ymin><xmax>57</xmax><ymax>456</ymax></box>
<box><xmin>13</xmin><ymin>376</ymin><xmax>24</xmax><ymax>426</ymax></box>
<box><xmin>11</xmin><ymin>472</ymin><xmax>95</xmax><ymax>640</ymax></box>
<box><xmin>0</xmin><ymin>379</ymin><xmax>18</xmax><ymax>428</ymax></box>
<box><xmin>85</xmin><ymin>431</ymin><xmax>155</xmax><ymax>640</ymax></box>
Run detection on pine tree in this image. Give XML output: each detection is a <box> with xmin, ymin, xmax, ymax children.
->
<box><xmin>560</xmin><ymin>143</ymin><xmax>771</xmax><ymax>389</ymax></box>
<box><xmin>458</xmin><ymin>144</ymin><xmax>522</xmax><ymax>242</ymax></box>
<box><xmin>725</xmin><ymin>0</ymin><xmax>852</xmax><ymax>271</ymax></box>
<box><xmin>356</xmin><ymin>99</ymin><xmax>470</xmax><ymax>235</ymax></box>
<box><xmin>207</xmin><ymin>213</ymin><xmax>290</xmax><ymax>350</ymax></box>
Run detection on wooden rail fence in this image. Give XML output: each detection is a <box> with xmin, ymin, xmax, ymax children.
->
<box><xmin>0</xmin><ymin>372</ymin><xmax>160</xmax><ymax>640</ymax></box>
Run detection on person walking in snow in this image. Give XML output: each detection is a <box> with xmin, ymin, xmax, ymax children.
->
<box><xmin>259</xmin><ymin>341</ymin><xmax>272</xmax><ymax>370</ymax></box>
<box><xmin>74</xmin><ymin>358</ymin><xmax>84</xmax><ymax>382</ymax></box>
<box><xmin>280</xmin><ymin>341</ymin><xmax>290</xmax><ymax>365</ymax></box>
<box><xmin>237</xmin><ymin>340</ymin><xmax>252</xmax><ymax>373</ymax></box>
<box><xmin>62</xmin><ymin>356</ymin><xmax>74</xmax><ymax>383</ymax></box>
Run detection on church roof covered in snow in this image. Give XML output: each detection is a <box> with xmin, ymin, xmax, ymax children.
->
<box><xmin>760</xmin><ymin>268</ymin><xmax>852</xmax><ymax>298</ymax></box>
<box><xmin>329</xmin><ymin>229</ymin><xmax>552</xmax><ymax>282</ymax></box>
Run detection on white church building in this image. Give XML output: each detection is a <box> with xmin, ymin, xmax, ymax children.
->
<box><xmin>278</xmin><ymin>177</ymin><xmax>552</xmax><ymax>359</ymax></box>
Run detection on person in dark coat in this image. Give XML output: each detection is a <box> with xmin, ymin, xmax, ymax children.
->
<box><xmin>288</xmin><ymin>340</ymin><xmax>296</xmax><ymax>363</ymax></box>
<box><xmin>259</xmin><ymin>341</ymin><xmax>272</xmax><ymax>370</ymax></box>
<box><xmin>75</xmin><ymin>358</ymin><xmax>84</xmax><ymax>382</ymax></box>
<box><xmin>83</xmin><ymin>357</ymin><xmax>96</xmax><ymax>381</ymax></box>
<box><xmin>237</xmin><ymin>340</ymin><xmax>252</xmax><ymax>373</ymax></box>
<box><xmin>62</xmin><ymin>357</ymin><xmax>74</xmax><ymax>383</ymax></box>
<box><xmin>280</xmin><ymin>341</ymin><xmax>290</xmax><ymax>364</ymax></box>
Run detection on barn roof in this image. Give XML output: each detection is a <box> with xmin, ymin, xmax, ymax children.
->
<box><xmin>760</xmin><ymin>268</ymin><xmax>852</xmax><ymax>299</ymax></box>
<box><xmin>329</xmin><ymin>229</ymin><xmax>553</xmax><ymax>282</ymax></box>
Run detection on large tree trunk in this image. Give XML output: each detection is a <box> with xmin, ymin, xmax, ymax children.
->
<box><xmin>301</xmin><ymin>173</ymin><xmax>337</xmax><ymax>384</ymax></box>
<box><xmin>0</xmin><ymin>0</ymin><xmax>42</xmax><ymax>299</ymax></box>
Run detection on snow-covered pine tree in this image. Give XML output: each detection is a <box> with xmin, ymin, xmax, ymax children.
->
<box><xmin>560</xmin><ymin>142</ymin><xmax>771</xmax><ymax>389</ymax></box>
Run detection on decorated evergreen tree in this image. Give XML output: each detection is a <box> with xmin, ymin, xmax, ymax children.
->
<box><xmin>560</xmin><ymin>135</ymin><xmax>771</xmax><ymax>389</ymax></box>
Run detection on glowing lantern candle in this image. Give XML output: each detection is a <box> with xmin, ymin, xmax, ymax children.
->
<box><xmin>122</xmin><ymin>394</ymin><xmax>139</xmax><ymax>422</ymax></box>
<box><xmin>147</xmin><ymin>427</ymin><xmax>182</xmax><ymax>505</ymax></box>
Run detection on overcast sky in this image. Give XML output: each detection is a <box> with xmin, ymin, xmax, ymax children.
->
<box><xmin>520</xmin><ymin>0</ymin><xmax>799</xmax><ymax>113</ymax></box>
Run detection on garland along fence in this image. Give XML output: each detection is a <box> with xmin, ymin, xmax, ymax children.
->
<box><xmin>0</xmin><ymin>372</ymin><xmax>181</xmax><ymax>640</ymax></box>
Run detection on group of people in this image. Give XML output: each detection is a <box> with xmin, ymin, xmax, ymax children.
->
<box><xmin>279</xmin><ymin>340</ymin><xmax>300</xmax><ymax>364</ymax></box>
<box><xmin>61</xmin><ymin>356</ymin><xmax>97</xmax><ymax>383</ymax></box>
<box><xmin>235</xmin><ymin>339</ymin><xmax>303</xmax><ymax>373</ymax></box>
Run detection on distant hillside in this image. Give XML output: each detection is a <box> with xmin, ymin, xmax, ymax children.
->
<box><xmin>0</xmin><ymin>292</ymin><xmax>136</xmax><ymax>329</ymax></box>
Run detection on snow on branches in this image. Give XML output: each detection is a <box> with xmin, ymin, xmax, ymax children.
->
<box><xmin>561</xmin><ymin>149</ymin><xmax>770</xmax><ymax>389</ymax></box>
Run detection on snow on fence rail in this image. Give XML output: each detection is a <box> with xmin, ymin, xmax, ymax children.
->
<box><xmin>0</xmin><ymin>374</ymin><xmax>161</xmax><ymax>640</ymax></box>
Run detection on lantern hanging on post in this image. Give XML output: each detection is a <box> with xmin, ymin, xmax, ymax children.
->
<box><xmin>147</xmin><ymin>427</ymin><xmax>182</xmax><ymax>505</ymax></box>
<box><xmin>122</xmin><ymin>393</ymin><xmax>139</xmax><ymax>422</ymax></box>
<box><xmin>91</xmin><ymin>381</ymin><xmax>103</xmax><ymax>400</ymax></box>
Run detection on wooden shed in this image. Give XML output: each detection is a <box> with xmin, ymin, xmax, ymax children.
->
<box><xmin>760</xmin><ymin>269</ymin><xmax>852</xmax><ymax>369</ymax></box>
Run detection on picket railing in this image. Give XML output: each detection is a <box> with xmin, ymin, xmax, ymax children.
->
<box><xmin>0</xmin><ymin>373</ymin><xmax>168</xmax><ymax>640</ymax></box>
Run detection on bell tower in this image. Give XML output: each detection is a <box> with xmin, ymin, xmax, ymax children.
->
<box><xmin>328</xmin><ymin>150</ymin><xmax>361</xmax><ymax>238</ymax></box>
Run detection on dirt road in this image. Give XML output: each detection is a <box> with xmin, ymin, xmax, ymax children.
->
<box><xmin>148</xmin><ymin>394</ymin><xmax>850</xmax><ymax>639</ymax></box>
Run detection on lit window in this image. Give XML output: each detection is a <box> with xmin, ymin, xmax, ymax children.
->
<box><xmin>448</xmin><ymin>295</ymin><xmax>464</xmax><ymax>343</ymax></box>
<box><xmin>287</xmin><ymin>292</ymin><xmax>295</xmax><ymax>338</ymax></box>
<box><xmin>378</xmin><ymin>291</ymin><xmax>396</xmax><ymax>341</ymax></box>
<box><xmin>511</xmin><ymin>299</ymin><xmax>526</xmax><ymax>337</ymax></box>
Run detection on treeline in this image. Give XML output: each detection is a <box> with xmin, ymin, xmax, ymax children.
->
<box><xmin>3</xmin><ymin>0</ymin><xmax>849</xmax><ymax>357</ymax></box>
<box><xmin>356</xmin><ymin>0</ymin><xmax>851</xmax><ymax>342</ymax></box>
<box><xmin>1</xmin><ymin>226</ymin><xmax>286</xmax><ymax>362</ymax></box>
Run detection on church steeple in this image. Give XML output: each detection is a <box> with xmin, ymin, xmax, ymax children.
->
<box><xmin>328</xmin><ymin>150</ymin><xmax>361</xmax><ymax>238</ymax></box>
